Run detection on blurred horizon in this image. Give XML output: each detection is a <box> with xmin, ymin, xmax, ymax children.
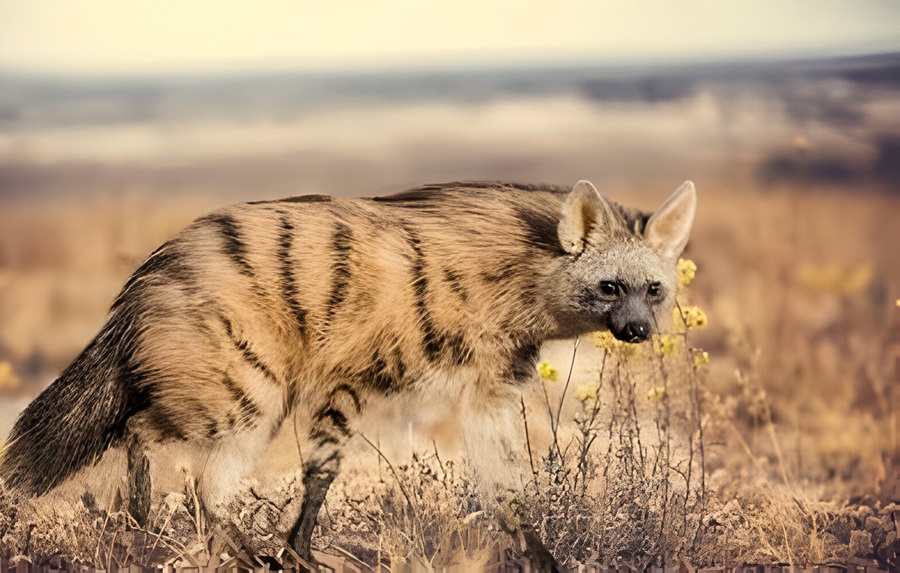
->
<box><xmin>2</xmin><ymin>49</ymin><xmax>899</xmax><ymax>203</ymax></box>
<box><xmin>2</xmin><ymin>1</ymin><xmax>899</xmax><ymax>76</ymax></box>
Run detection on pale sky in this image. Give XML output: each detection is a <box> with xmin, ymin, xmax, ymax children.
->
<box><xmin>0</xmin><ymin>0</ymin><xmax>898</xmax><ymax>75</ymax></box>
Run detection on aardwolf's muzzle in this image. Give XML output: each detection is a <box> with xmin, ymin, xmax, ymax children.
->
<box><xmin>611</xmin><ymin>321</ymin><xmax>651</xmax><ymax>343</ymax></box>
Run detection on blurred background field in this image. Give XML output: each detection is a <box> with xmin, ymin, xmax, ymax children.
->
<box><xmin>1</xmin><ymin>1</ymin><xmax>899</xmax><ymax>567</ymax></box>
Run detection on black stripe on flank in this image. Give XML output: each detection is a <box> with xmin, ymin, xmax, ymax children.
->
<box><xmin>443</xmin><ymin>331</ymin><xmax>472</xmax><ymax>366</ymax></box>
<box><xmin>219</xmin><ymin>314</ymin><xmax>280</xmax><ymax>383</ymax></box>
<box><xmin>222</xmin><ymin>374</ymin><xmax>260</xmax><ymax>426</ymax></box>
<box><xmin>277</xmin><ymin>214</ymin><xmax>308</xmax><ymax>335</ymax></box>
<box><xmin>394</xmin><ymin>348</ymin><xmax>407</xmax><ymax>381</ymax></box>
<box><xmin>405</xmin><ymin>225</ymin><xmax>441</xmax><ymax>360</ymax></box>
<box><xmin>282</xmin><ymin>384</ymin><xmax>299</xmax><ymax>422</ymax></box>
<box><xmin>479</xmin><ymin>261</ymin><xmax>523</xmax><ymax>283</ymax></box>
<box><xmin>324</xmin><ymin>221</ymin><xmax>354</xmax><ymax>324</ymax></box>
<box><xmin>205</xmin><ymin>418</ymin><xmax>220</xmax><ymax>438</ymax></box>
<box><xmin>404</xmin><ymin>225</ymin><xmax>473</xmax><ymax>365</ymax></box>
<box><xmin>359</xmin><ymin>351</ymin><xmax>403</xmax><ymax>394</ymax></box>
<box><xmin>205</xmin><ymin>213</ymin><xmax>254</xmax><ymax>277</ymax></box>
<box><xmin>143</xmin><ymin>401</ymin><xmax>188</xmax><ymax>442</ymax></box>
<box><xmin>512</xmin><ymin>205</ymin><xmax>565</xmax><ymax>256</ymax></box>
<box><xmin>442</xmin><ymin>267</ymin><xmax>468</xmax><ymax>302</ymax></box>
<box><xmin>235</xmin><ymin>338</ymin><xmax>278</xmax><ymax>384</ymax></box>
<box><xmin>508</xmin><ymin>341</ymin><xmax>541</xmax><ymax>384</ymax></box>
<box><xmin>220</xmin><ymin>314</ymin><xmax>235</xmax><ymax>338</ymax></box>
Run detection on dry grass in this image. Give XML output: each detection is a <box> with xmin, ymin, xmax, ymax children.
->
<box><xmin>0</xmin><ymin>184</ymin><xmax>896</xmax><ymax>568</ymax></box>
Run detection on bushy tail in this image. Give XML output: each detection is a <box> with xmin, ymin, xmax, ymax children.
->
<box><xmin>0</xmin><ymin>321</ymin><xmax>143</xmax><ymax>496</ymax></box>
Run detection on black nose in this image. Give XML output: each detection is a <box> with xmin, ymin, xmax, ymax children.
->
<box><xmin>616</xmin><ymin>322</ymin><xmax>651</xmax><ymax>343</ymax></box>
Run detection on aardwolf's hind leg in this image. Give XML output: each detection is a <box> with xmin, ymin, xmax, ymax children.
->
<box><xmin>127</xmin><ymin>433</ymin><xmax>151</xmax><ymax>527</ymax></box>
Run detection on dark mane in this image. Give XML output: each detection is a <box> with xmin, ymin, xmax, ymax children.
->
<box><xmin>371</xmin><ymin>181</ymin><xmax>568</xmax><ymax>204</ymax></box>
<box><xmin>247</xmin><ymin>195</ymin><xmax>333</xmax><ymax>205</ymax></box>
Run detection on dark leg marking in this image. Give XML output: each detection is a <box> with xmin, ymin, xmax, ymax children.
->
<box><xmin>313</xmin><ymin>407</ymin><xmax>351</xmax><ymax>438</ymax></box>
<box><xmin>206</xmin><ymin>213</ymin><xmax>255</xmax><ymax>277</ymax></box>
<box><xmin>287</xmin><ymin>400</ymin><xmax>348</xmax><ymax>557</ymax></box>
<box><xmin>277</xmin><ymin>213</ymin><xmax>308</xmax><ymax>335</ymax></box>
<box><xmin>323</xmin><ymin>221</ymin><xmax>354</xmax><ymax>328</ymax></box>
<box><xmin>288</xmin><ymin>455</ymin><xmax>342</xmax><ymax>561</ymax></box>
<box><xmin>126</xmin><ymin>434</ymin><xmax>151</xmax><ymax>527</ymax></box>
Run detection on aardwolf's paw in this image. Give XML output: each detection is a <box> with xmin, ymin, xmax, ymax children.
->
<box><xmin>521</xmin><ymin>525</ymin><xmax>560</xmax><ymax>573</ymax></box>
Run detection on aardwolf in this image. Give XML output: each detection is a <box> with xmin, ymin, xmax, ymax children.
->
<box><xmin>0</xmin><ymin>179</ymin><xmax>696</xmax><ymax>564</ymax></box>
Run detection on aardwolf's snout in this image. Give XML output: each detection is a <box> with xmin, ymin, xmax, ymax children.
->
<box><xmin>613</xmin><ymin>321</ymin><xmax>651</xmax><ymax>343</ymax></box>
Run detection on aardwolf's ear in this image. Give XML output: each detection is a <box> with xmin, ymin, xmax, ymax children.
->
<box><xmin>558</xmin><ymin>180</ymin><xmax>618</xmax><ymax>256</ymax></box>
<box><xmin>644</xmin><ymin>180</ymin><xmax>697</xmax><ymax>261</ymax></box>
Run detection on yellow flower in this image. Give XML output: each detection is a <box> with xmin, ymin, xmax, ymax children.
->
<box><xmin>647</xmin><ymin>385</ymin><xmax>667</xmax><ymax>403</ymax></box>
<box><xmin>537</xmin><ymin>360</ymin><xmax>558</xmax><ymax>382</ymax></box>
<box><xmin>677</xmin><ymin>258</ymin><xmax>697</xmax><ymax>289</ymax></box>
<box><xmin>693</xmin><ymin>351</ymin><xmax>710</xmax><ymax>367</ymax></box>
<box><xmin>592</xmin><ymin>331</ymin><xmax>618</xmax><ymax>351</ymax></box>
<box><xmin>591</xmin><ymin>331</ymin><xmax>637</xmax><ymax>356</ymax></box>
<box><xmin>655</xmin><ymin>334</ymin><xmax>680</xmax><ymax>356</ymax></box>
<box><xmin>674</xmin><ymin>305</ymin><xmax>708</xmax><ymax>330</ymax></box>
<box><xmin>576</xmin><ymin>383</ymin><xmax>599</xmax><ymax>403</ymax></box>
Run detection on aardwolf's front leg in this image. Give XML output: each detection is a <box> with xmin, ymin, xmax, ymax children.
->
<box><xmin>287</xmin><ymin>387</ymin><xmax>359</xmax><ymax>562</ymax></box>
<box><xmin>464</xmin><ymin>389</ymin><xmax>559</xmax><ymax>570</ymax></box>
<box><xmin>288</xmin><ymin>450</ymin><xmax>342</xmax><ymax>562</ymax></box>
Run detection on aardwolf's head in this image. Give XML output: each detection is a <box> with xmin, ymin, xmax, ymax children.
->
<box><xmin>546</xmin><ymin>180</ymin><xmax>696</xmax><ymax>342</ymax></box>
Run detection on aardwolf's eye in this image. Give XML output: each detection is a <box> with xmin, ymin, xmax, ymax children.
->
<box><xmin>599</xmin><ymin>281</ymin><xmax>620</xmax><ymax>296</ymax></box>
<box><xmin>647</xmin><ymin>282</ymin><xmax>662</xmax><ymax>297</ymax></box>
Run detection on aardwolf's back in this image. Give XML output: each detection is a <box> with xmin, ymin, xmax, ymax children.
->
<box><xmin>0</xmin><ymin>183</ymin><xmax>568</xmax><ymax>496</ymax></box>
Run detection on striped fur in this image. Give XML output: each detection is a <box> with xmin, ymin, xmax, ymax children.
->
<box><xmin>0</xmin><ymin>179</ymin><xmax>696</xmax><ymax>563</ymax></box>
